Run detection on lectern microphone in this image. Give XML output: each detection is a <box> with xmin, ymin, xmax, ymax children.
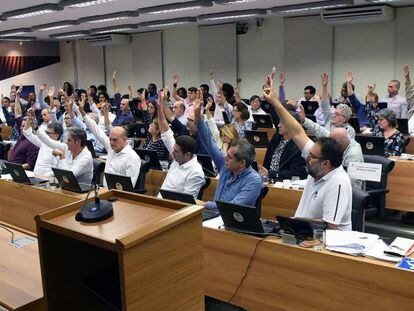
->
<box><xmin>75</xmin><ymin>183</ymin><xmax>113</xmax><ymax>223</ymax></box>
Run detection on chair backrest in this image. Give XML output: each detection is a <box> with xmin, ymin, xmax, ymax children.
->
<box><xmin>255</xmin><ymin>186</ymin><xmax>269</xmax><ymax>218</ymax></box>
<box><xmin>363</xmin><ymin>155</ymin><xmax>395</xmax><ymax>191</ymax></box>
<box><xmin>92</xmin><ymin>159</ymin><xmax>105</xmax><ymax>184</ymax></box>
<box><xmin>0</xmin><ymin>142</ymin><xmax>11</xmax><ymax>160</ymax></box>
<box><xmin>351</xmin><ymin>186</ymin><xmax>370</xmax><ymax>232</ymax></box>
<box><xmin>404</xmin><ymin>136</ymin><xmax>410</xmax><ymax>152</ymax></box>
<box><xmin>197</xmin><ymin>177</ymin><xmax>211</xmax><ymax>200</ymax></box>
<box><xmin>134</xmin><ymin>159</ymin><xmax>150</xmax><ymax>192</ymax></box>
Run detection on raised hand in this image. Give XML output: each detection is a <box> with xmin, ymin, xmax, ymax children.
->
<box><xmin>47</xmin><ymin>86</ymin><xmax>55</xmax><ymax>98</ymax></box>
<box><xmin>16</xmin><ymin>85</ymin><xmax>23</xmax><ymax>95</ymax></box>
<box><xmin>271</xmin><ymin>66</ymin><xmax>277</xmax><ymax>79</ymax></box>
<box><xmin>209</xmin><ymin>65</ymin><xmax>215</xmax><ymax>80</ymax></box>
<box><xmin>298</xmin><ymin>104</ymin><xmax>306</xmax><ymax>123</ymax></box>
<box><xmin>262</xmin><ymin>75</ymin><xmax>278</xmax><ymax>104</ymax></box>
<box><xmin>112</xmin><ymin>70</ymin><xmax>117</xmax><ymax>80</ymax></box>
<box><xmin>279</xmin><ymin>72</ymin><xmax>286</xmax><ymax>85</ymax></box>
<box><xmin>403</xmin><ymin>65</ymin><xmax>410</xmax><ymax>77</ymax></box>
<box><xmin>321</xmin><ymin>73</ymin><xmax>329</xmax><ymax>88</ymax></box>
<box><xmin>161</xmin><ymin>87</ymin><xmax>169</xmax><ymax>103</ymax></box>
<box><xmin>367</xmin><ymin>83</ymin><xmax>376</xmax><ymax>94</ymax></box>
<box><xmin>127</xmin><ymin>85</ymin><xmax>133</xmax><ymax>94</ymax></box>
<box><xmin>206</xmin><ymin>96</ymin><xmax>214</xmax><ymax>110</ymax></box>
<box><xmin>218</xmin><ymin>80</ymin><xmax>224</xmax><ymax>91</ymax></box>
<box><xmin>40</xmin><ymin>83</ymin><xmax>47</xmax><ymax>91</ymax></box>
<box><xmin>346</xmin><ymin>71</ymin><xmax>353</xmax><ymax>83</ymax></box>
<box><xmin>172</xmin><ymin>74</ymin><xmax>179</xmax><ymax>85</ymax></box>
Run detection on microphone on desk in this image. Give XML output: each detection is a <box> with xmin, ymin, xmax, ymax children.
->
<box><xmin>75</xmin><ymin>183</ymin><xmax>113</xmax><ymax>223</ymax></box>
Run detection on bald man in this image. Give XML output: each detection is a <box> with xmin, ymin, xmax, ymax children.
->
<box><xmin>79</xmin><ymin>101</ymin><xmax>141</xmax><ymax>188</ymax></box>
<box><xmin>112</xmin><ymin>98</ymin><xmax>134</xmax><ymax>126</ymax></box>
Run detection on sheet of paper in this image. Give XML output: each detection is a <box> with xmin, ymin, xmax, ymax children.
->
<box><xmin>348</xmin><ymin>162</ymin><xmax>382</xmax><ymax>182</ymax></box>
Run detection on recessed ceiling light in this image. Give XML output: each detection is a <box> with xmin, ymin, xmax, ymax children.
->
<box><xmin>79</xmin><ymin>11</ymin><xmax>138</xmax><ymax>24</ymax></box>
<box><xmin>0</xmin><ymin>28</ymin><xmax>31</xmax><ymax>37</ymax></box>
<box><xmin>139</xmin><ymin>1</ymin><xmax>213</xmax><ymax>15</ymax></box>
<box><xmin>32</xmin><ymin>21</ymin><xmax>79</xmax><ymax>32</ymax></box>
<box><xmin>140</xmin><ymin>18</ymin><xmax>196</xmax><ymax>29</ymax></box>
<box><xmin>271</xmin><ymin>0</ymin><xmax>353</xmax><ymax>14</ymax></box>
<box><xmin>0</xmin><ymin>36</ymin><xmax>37</xmax><ymax>42</ymax></box>
<box><xmin>50</xmin><ymin>31</ymin><xmax>89</xmax><ymax>39</ymax></box>
<box><xmin>2</xmin><ymin>4</ymin><xmax>61</xmax><ymax>19</ymax></box>
<box><xmin>215</xmin><ymin>0</ymin><xmax>260</xmax><ymax>4</ymax></box>
<box><xmin>60</xmin><ymin>0</ymin><xmax>118</xmax><ymax>9</ymax></box>
<box><xmin>198</xmin><ymin>9</ymin><xmax>266</xmax><ymax>21</ymax></box>
<box><xmin>89</xmin><ymin>24</ymin><xmax>138</xmax><ymax>35</ymax></box>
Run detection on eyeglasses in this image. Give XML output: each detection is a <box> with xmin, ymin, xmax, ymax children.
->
<box><xmin>45</xmin><ymin>130</ymin><xmax>56</xmax><ymax>135</ymax></box>
<box><xmin>306</xmin><ymin>152</ymin><xmax>322</xmax><ymax>162</ymax></box>
<box><xmin>333</xmin><ymin>112</ymin><xmax>344</xmax><ymax>118</ymax></box>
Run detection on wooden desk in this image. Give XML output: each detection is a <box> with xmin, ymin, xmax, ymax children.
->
<box><xmin>0</xmin><ymin>223</ymin><xmax>45</xmax><ymax>311</ymax></box>
<box><xmin>203</xmin><ymin>226</ymin><xmax>414</xmax><ymax>311</ymax></box>
<box><xmin>145</xmin><ymin>170</ymin><xmax>301</xmax><ymax>219</ymax></box>
<box><xmin>255</xmin><ymin>148</ymin><xmax>266</xmax><ymax>165</ymax></box>
<box><xmin>387</xmin><ymin>156</ymin><xmax>414</xmax><ymax>212</ymax></box>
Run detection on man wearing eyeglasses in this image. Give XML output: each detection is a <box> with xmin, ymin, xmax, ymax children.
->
<box><xmin>263</xmin><ymin>72</ymin><xmax>352</xmax><ymax>231</ymax></box>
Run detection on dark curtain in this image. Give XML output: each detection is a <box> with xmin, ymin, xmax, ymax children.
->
<box><xmin>0</xmin><ymin>56</ymin><xmax>60</xmax><ymax>80</ymax></box>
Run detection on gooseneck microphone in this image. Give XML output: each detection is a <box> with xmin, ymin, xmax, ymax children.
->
<box><xmin>75</xmin><ymin>183</ymin><xmax>113</xmax><ymax>223</ymax></box>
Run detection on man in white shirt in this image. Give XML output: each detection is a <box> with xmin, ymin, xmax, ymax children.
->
<box><xmin>157</xmin><ymin>91</ymin><xmax>205</xmax><ymax>199</ymax></box>
<box><xmin>172</xmin><ymin>101</ymin><xmax>187</xmax><ymax>126</ymax></box>
<box><xmin>78</xmin><ymin>98</ymin><xmax>141</xmax><ymax>188</ymax></box>
<box><xmin>248</xmin><ymin>95</ymin><xmax>266</xmax><ymax>115</ymax></box>
<box><xmin>263</xmin><ymin>72</ymin><xmax>352</xmax><ymax>230</ymax></box>
<box><xmin>381</xmin><ymin>79</ymin><xmax>408</xmax><ymax>118</ymax></box>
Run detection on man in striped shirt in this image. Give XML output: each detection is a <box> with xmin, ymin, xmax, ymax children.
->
<box><xmin>263</xmin><ymin>73</ymin><xmax>352</xmax><ymax>231</ymax></box>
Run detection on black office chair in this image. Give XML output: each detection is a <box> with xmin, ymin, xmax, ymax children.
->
<box><xmin>134</xmin><ymin>159</ymin><xmax>150</xmax><ymax>194</ymax></box>
<box><xmin>363</xmin><ymin>155</ymin><xmax>395</xmax><ymax>218</ymax></box>
<box><xmin>0</xmin><ymin>142</ymin><xmax>11</xmax><ymax>160</ymax></box>
<box><xmin>197</xmin><ymin>177</ymin><xmax>211</xmax><ymax>200</ymax></box>
<box><xmin>351</xmin><ymin>186</ymin><xmax>370</xmax><ymax>232</ymax></box>
<box><xmin>255</xmin><ymin>186</ymin><xmax>269</xmax><ymax>218</ymax></box>
<box><xmin>92</xmin><ymin>159</ymin><xmax>105</xmax><ymax>185</ymax></box>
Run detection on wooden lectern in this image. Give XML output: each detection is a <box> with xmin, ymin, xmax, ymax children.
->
<box><xmin>35</xmin><ymin>191</ymin><xmax>204</xmax><ymax>310</ymax></box>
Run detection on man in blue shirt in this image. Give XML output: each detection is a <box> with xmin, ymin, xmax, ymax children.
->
<box><xmin>193</xmin><ymin>93</ymin><xmax>262</xmax><ymax>210</ymax></box>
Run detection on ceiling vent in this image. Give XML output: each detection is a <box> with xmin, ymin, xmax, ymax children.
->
<box><xmin>85</xmin><ymin>34</ymin><xmax>131</xmax><ymax>46</ymax></box>
<box><xmin>321</xmin><ymin>5</ymin><xmax>394</xmax><ymax>25</ymax></box>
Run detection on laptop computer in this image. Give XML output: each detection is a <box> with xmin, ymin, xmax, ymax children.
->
<box><xmin>160</xmin><ymin>189</ymin><xmax>219</xmax><ymax>221</ymax></box>
<box><xmin>52</xmin><ymin>167</ymin><xmax>91</xmax><ymax>193</ymax></box>
<box><xmin>135</xmin><ymin>123</ymin><xmax>148</xmax><ymax>139</ymax></box>
<box><xmin>4</xmin><ymin>162</ymin><xmax>48</xmax><ymax>185</ymax></box>
<box><xmin>348</xmin><ymin>117</ymin><xmax>361</xmax><ymax>134</ymax></box>
<box><xmin>105</xmin><ymin>173</ymin><xmax>134</xmax><ymax>192</ymax></box>
<box><xmin>253</xmin><ymin>114</ymin><xmax>273</xmax><ymax>128</ymax></box>
<box><xmin>244</xmin><ymin>130</ymin><xmax>270</xmax><ymax>148</ymax></box>
<box><xmin>135</xmin><ymin>149</ymin><xmax>162</xmax><ymax>170</ymax></box>
<box><xmin>355</xmin><ymin>136</ymin><xmax>385</xmax><ymax>156</ymax></box>
<box><xmin>306</xmin><ymin>115</ymin><xmax>317</xmax><ymax>123</ymax></box>
<box><xmin>276</xmin><ymin>216</ymin><xmax>326</xmax><ymax>239</ymax></box>
<box><xmin>301</xmin><ymin>101</ymin><xmax>319</xmax><ymax>115</ymax></box>
<box><xmin>196</xmin><ymin>154</ymin><xmax>217</xmax><ymax>177</ymax></box>
<box><xmin>216</xmin><ymin>200</ymin><xmax>280</xmax><ymax>236</ymax></box>
<box><xmin>222</xmin><ymin>111</ymin><xmax>231</xmax><ymax>125</ymax></box>
<box><xmin>378</xmin><ymin>102</ymin><xmax>388</xmax><ymax>110</ymax></box>
<box><xmin>260</xmin><ymin>100</ymin><xmax>271</xmax><ymax>113</ymax></box>
<box><xmin>397</xmin><ymin>118</ymin><xmax>409</xmax><ymax>135</ymax></box>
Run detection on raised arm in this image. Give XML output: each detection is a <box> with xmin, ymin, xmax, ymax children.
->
<box><xmin>23</xmin><ymin>111</ymin><xmax>43</xmax><ymax>148</ymax></box>
<box><xmin>171</xmin><ymin>75</ymin><xmax>182</xmax><ymax>101</ymax></box>
<box><xmin>112</xmin><ymin>70</ymin><xmax>119</xmax><ymax>94</ymax></box>
<box><xmin>157</xmin><ymin>90</ymin><xmax>171</xmax><ymax>134</ymax></box>
<box><xmin>38</xmin><ymin>83</ymin><xmax>49</xmax><ymax>109</ymax></box>
<box><xmin>404</xmin><ymin>65</ymin><xmax>411</xmax><ymax>87</ymax></box>
<box><xmin>263</xmin><ymin>73</ymin><xmax>310</xmax><ymax>151</ymax></box>
<box><xmin>209</xmin><ymin>66</ymin><xmax>218</xmax><ymax>103</ymax></box>
<box><xmin>279</xmin><ymin>71</ymin><xmax>286</xmax><ymax>103</ymax></box>
<box><xmin>14</xmin><ymin>85</ymin><xmax>23</xmax><ymax>118</ymax></box>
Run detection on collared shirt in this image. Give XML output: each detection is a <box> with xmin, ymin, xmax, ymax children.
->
<box><xmin>295</xmin><ymin>140</ymin><xmax>352</xmax><ymax>231</ymax></box>
<box><xmin>159</xmin><ymin>129</ymin><xmax>205</xmax><ymax>198</ymax></box>
<box><xmin>320</xmin><ymin>98</ymin><xmax>356</xmax><ymax>139</ymax></box>
<box><xmin>112</xmin><ymin>110</ymin><xmax>134</xmax><ymax>126</ymax></box>
<box><xmin>196</xmin><ymin>120</ymin><xmax>262</xmax><ymax>210</ymax></box>
<box><xmin>381</xmin><ymin>93</ymin><xmax>408</xmax><ymax>118</ymax></box>
<box><xmin>36</xmin><ymin>127</ymin><xmax>93</xmax><ymax>184</ymax></box>
<box><xmin>83</xmin><ymin>114</ymin><xmax>141</xmax><ymax>188</ymax></box>
<box><xmin>23</xmin><ymin>127</ymin><xmax>58</xmax><ymax>176</ymax></box>
<box><xmin>71</xmin><ymin>115</ymin><xmax>105</xmax><ymax>152</ymax></box>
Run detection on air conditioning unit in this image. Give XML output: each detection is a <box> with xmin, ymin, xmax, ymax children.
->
<box><xmin>321</xmin><ymin>5</ymin><xmax>394</xmax><ymax>25</ymax></box>
<box><xmin>85</xmin><ymin>34</ymin><xmax>131</xmax><ymax>46</ymax></box>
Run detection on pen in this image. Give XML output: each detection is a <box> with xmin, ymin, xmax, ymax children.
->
<box><xmin>404</xmin><ymin>243</ymin><xmax>414</xmax><ymax>257</ymax></box>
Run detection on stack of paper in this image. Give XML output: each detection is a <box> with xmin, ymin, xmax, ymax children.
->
<box><xmin>399</xmin><ymin>153</ymin><xmax>414</xmax><ymax>160</ymax></box>
<box><xmin>325</xmin><ymin>230</ymin><xmax>379</xmax><ymax>255</ymax></box>
<box><xmin>384</xmin><ymin>237</ymin><xmax>414</xmax><ymax>257</ymax></box>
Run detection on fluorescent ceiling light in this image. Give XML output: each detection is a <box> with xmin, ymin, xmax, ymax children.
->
<box><xmin>139</xmin><ymin>1</ymin><xmax>213</xmax><ymax>15</ymax></box>
<box><xmin>271</xmin><ymin>0</ymin><xmax>353</xmax><ymax>14</ymax></box>
<box><xmin>215</xmin><ymin>0</ymin><xmax>260</xmax><ymax>4</ymax></box>
<box><xmin>198</xmin><ymin>9</ymin><xmax>266</xmax><ymax>21</ymax></box>
<box><xmin>365</xmin><ymin>0</ymin><xmax>396</xmax><ymax>3</ymax></box>
<box><xmin>60</xmin><ymin>0</ymin><xmax>118</xmax><ymax>8</ymax></box>
<box><xmin>89</xmin><ymin>24</ymin><xmax>138</xmax><ymax>35</ymax></box>
<box><xmin>2</xmin><ymin>4</ymin><xmax>61</xmax><ymax>19</ymax></box>
<box><xmin>50</xmin><ymin>31</ymin><xmax>89</xmax><ymax>39</ymax></box>
<box><xmin>0</xmin><ymin>28</ymin><xmax>31</xmax><ymax>37</ymax></box>
<box><xmin>0</xmin><ymin>36</ymin><xmax>37</xmax><ymax>42</ymax></box>
<box><xmin>79</xmin><ymin>11</ymin><xmax>138</xmax><ymax>24</ymax></box>
<box><xmin>33</xmin><ymin>21</ymin><xmax>79</xmax><ymax>32</ymax></box>
<box><xmin>140</xmin><ymin>18</ymin><xmax>196</xmax><ymax>29</ymax></box>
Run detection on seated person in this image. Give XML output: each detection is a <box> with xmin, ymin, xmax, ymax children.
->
<box><xmin>172</xmin><ymin>100</ymin><xmax>187</xmax><ymax>126</ymax></box>
<box><xmin>259</xmin><ymin>111</ymin><xmax>307</xmax><ymax>181</ymax></box>
<box><xmin>112</xmin><ymin>97</ymin><xmax>134</xmax><ymax>127</ymax></box>
<box><xmin>263</xmin><ymin>72</ymin><xmax>352</xmax><ymax>230</ymax></box>
<box><xmin>193</xmin><ymin>93</ymin><xmax>262</xmax><ymax>210</ymax></box>
<box><xmin>373</xmin><ymin>109</ymin><xmax>405</xmax><ymax>157</ymax></box>
<box><xmin>231</xmin><ymin>101</ymin><xmax>252</xmax><ymax>139</ymax></box>
<box><xmin>23</xmin><ymin>117</ymin><xmax>62</xmax><ymax>177</ymax></box>
<box><xmin>78</xmin><ymin>98</ymin><xmax>141</xmax><ymax>188</ymax></box>
<box><xmin>157</xmin><ymin>91</ymin><xmax>205</xmax><ymax>199</ymax></box>
<box><xmin>381</xmin><ymin>79</ymin><xmax>407</xmax><ymax>118</ymax></box>
<box><xmin>249</xmin><ymin>95</ymin><xmax>266</xmax><ymax>115</ymax></box>
<box><xmin>142</xmin><ymin>119</ymin><xmax>170</xmax><ymax>162</ymax></box>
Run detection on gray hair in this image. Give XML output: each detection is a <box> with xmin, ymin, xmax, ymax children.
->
<box><xmin>336</xmin><ymin>104</ymin><xmax>352</xmax><ymax>121</ymax></box>
<box><xmin>377</xmin><ymin>108</ymin><xmax>397</xmax><ymax>128</ymax></box>
<box><xmin>48</xmin><ymin>122</ymin><xmax>63</xmax><ymax>139</ymax></box>
<box><xmin>67</xmin><ymin>127</ymin><xmax>87</xmax><ymax>147</ymax></box>
<box><xmin>229</xmin><ymin>139</ymin><xmax>256</xmax><ymax>167</ymax></box>
<box><xmin>390</xmin><ymin>79</ymin><xmax>401</xmax><ymax>90</ymax></box>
